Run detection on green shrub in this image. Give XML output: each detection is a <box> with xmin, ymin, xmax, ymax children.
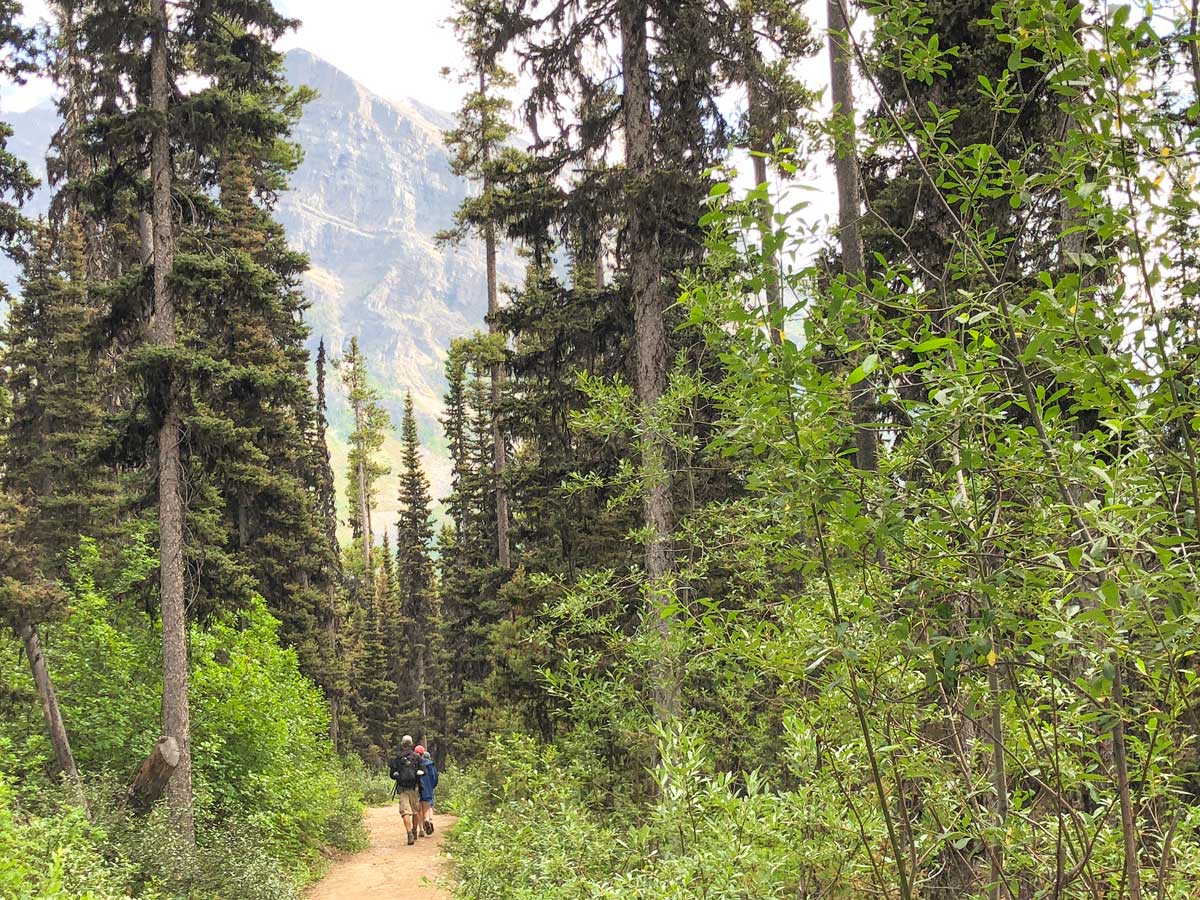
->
<box><xmin>338</xmin><ymin>754</ymin><xmax>394</xmax><ymax>807</ymax></box>
<box><xmin>0</xmin><ymin>535</ymin><xmax>368</xmax><ymax>896</ymax></box>
<box><xmin>0</xmin><ymin>775</ymin><xmax>134</xmax><ymax>900</ymax></box>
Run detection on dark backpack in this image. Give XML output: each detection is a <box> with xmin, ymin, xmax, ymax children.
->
<box><xmin>392</xmin><ymin>752</ymin><xmax>420</xmax><ymax>790</ymax></box>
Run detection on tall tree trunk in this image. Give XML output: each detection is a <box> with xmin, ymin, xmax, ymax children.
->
<box><xmin>742</xmin><ymin>21</ymin><xmax>783</xmax><ymax>347</ymax></box>
<box><xmin>620</xmin><ymin>0</ymin><xmax>678</xmax><ymax>719</ymax></box>
<box><xmin>149</xmin><ymin>0</ymin><xmax>193</xmax><ymax>841</ymax></box>
<box><xmin>988</xmin><ymin>664</ymin><xmax>1008</xmax><ymax>899</ymax></box>
<box><xmin>826</xmin><ymin>0</ymin><xmax>877</xmax><ymax>472</ymax></box>
<box><xmin>481</xmin><ymin>69</ymin><xmax>511</xmax><ymax>570</ymax></box>
<box><xmin>353</xmin><ymin>394</ymin><xmax>372</xmax><ymax>570</ymax></box>
<box><xmin>325</xmin><ymin>590</ymin><xmax>340</xmax><ymax>750</ymax></box>
<box><xmin>16</xmin><ymin>619</ymin><xmax>86</xmax><ymax>811</ymax></box>
<box><xmin>751</xmin><ymin>146</ymin><xmax>783</xmax><ymax>346</ymax></box>
<box><xmin>417</xmin><ymin>650</ymin><xmax>427</xmax><ymax>719</ymax></box>
<box><xmin>1112</xmin><ymin>662</ymin><xmax>1142</xmax><ymax>900</ymax></box>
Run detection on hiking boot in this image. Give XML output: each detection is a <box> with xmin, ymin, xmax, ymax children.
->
<box><xmin>424</xmin><ymin>820</ymin><xmax>434</xmax><ymax>835</ymax></box>
<box><xmin>407</xmin><ymin>829</ymin><xmax>415</xmax><ymax>846</ymax></box>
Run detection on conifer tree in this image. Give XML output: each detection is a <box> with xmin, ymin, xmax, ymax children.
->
<box><xmin>826</xmin><ymin>0</ymin><xmax>877</xmax><ymax>473</ymax></box>
<box><xmin>313</xmin><ymin>339</ymin><xmax>350</xmax><ymax>748</ymax></box>
<box><xmin>0</xmin><ymin>0</ymin><xmax>35</xmax><ymax>256</ymax></box>
<box><xmin>617</xmin><ymin>0</ymin><xmax>680</xmax><ymax>716</ymax></box>
<box><xmin>2</xmin><ymin>224</ymin><xmax>115</xmax><ymax>566</ymax></box>
<box><xmin>0</xmin><ymin>1</ymin><xmax>86</xmax><ymax>807</ymax></box>
<box><xmin>355</xmin><ymin>590</ymin><xmax>397</xmax><ymax>757</ymax></box>
<box><xmin>439</xmin><ymin>337</ymin><xmax>509</xmax><ymax>749</ymax></box>
<box><xmin>443</xmin><ymin>4</ymin><xmax>517</xmax><ymax>570</ymax></box>
<box><xmin>337</xmin><ymin>337</ymin><xmax>391</xmax><ymax>569</ymax></box>
<box><xmin>0</xmin><ymin>231</ymin><xmax>94</xmax><ymax>804</ymax></box>
<box><xmin>52</xmin><ymin>0</ymin><xmax>312</xmax><ymax>835</ymax></box>
<box><xmin>395</xmin><ymin>394</ymin><xmax>438</xmax><ymax>724</ymax></box>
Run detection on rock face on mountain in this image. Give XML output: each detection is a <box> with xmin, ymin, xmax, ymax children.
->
<box><xmin>280</xmin><ymin>48</ymin><xmax>518</xmax><ymax>444</ymax></box>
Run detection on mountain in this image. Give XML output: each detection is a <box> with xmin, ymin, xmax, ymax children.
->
<box><xmin>280</xmin><ymin>49</ymin><xmax>519</xmax><ymax>427</ymax></box>
<box><xmin>1</xmin><ymin>49</ymin><xmax>519</xmax><ymax>536</ymax></box>
<box><xmin>282</xmin><ymin>49</ymin><xmax>519</xmax><ymax>531</ymax></box>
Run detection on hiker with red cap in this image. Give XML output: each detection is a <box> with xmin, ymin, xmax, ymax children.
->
<box><xmin>415</xmin><ymin>744</ymin><xmax>439</xmax><ymax>835</ymax></box>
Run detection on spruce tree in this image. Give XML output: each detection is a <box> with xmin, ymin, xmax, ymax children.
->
<box><xmin>438</xmin><ymin>337</ymin><xmax>506</xmax><ymax>750</ymax></box>
<box><xmin>355</xmin><ymin>591</ymin><xmax>397</xmax><ymax>758</ymax></box>
<box><xmin>0</xmin><ymin>230</ymin><xmax>94</xmax><ymax>804</ymax></box>
<box><xmin>0</xmin><ymin>0</ymin><xmax>86</xmax><ymax>806</ymax></box>
<box><xmin>336</xmin><ymin>337</ymin><xmax>391</xmax><ymax>569</ymax></box>
<box><xmin>0</xmin><ymin>0</ymin><xmax>35</xmax><ymax>254</ymax></box>
<box><xmin>313</xmin><ymin>339</ymin><xmax>350</xmax><ymax>748</ymax></box>
<box><xmin>2</xmin><ymin>224</ymin><xmax>115</xmax><ymax>567</ymax></box>
<box><xmin>395</xmin><ymin>394</ymin><xmax>438</xmax><ymax>726</ymax></box>
<box><xmin>52</xmin><ymin>0</ymin><xmax>313</xmax><ymax>835</ymax></box>
<box><xmin>443</xmin><ymin>5</ymin><xmax>518</xmax><ymax>570</ymax></box>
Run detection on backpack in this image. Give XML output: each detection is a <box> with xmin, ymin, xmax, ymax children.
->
<box><xmin>392</xmin><ymin>752</ymin><xmax>420</xmax><ymax>790</ymax></box>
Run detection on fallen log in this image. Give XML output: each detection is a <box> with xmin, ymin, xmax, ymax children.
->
<box><xmin>125</xmin><ymin>736</ymin><xmax>180</xmax><ymax>813</ymax></box>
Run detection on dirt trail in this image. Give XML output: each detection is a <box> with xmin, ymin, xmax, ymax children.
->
<box><xmin>307</xmin><ymin>807</ymin><xmax>458</xmax><ymax>900</ymax></box>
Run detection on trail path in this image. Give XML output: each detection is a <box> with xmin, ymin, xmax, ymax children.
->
<box><xmin>307</xmin><ymin>807</ymin><xmax>458</xmax><ymax>900</ymax></box>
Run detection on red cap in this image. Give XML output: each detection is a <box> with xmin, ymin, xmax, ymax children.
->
<box><xmin>414</xmin><ymin>745</ymin><xmax>425</xmax><ymax>756</ymax></box>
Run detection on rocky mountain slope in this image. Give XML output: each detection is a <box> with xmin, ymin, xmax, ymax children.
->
<box><xmin>282</xmin><ymin>49</ymin><xmax>519</xmax><ymax>526</ymax></box>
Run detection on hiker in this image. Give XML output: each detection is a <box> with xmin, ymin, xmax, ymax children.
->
<box><xmin>415</xmin><ymin>744</ymin><xmax>439</xmax><ymax>835</ymax></box>
<box><xmin>388</xmin><ymin>735</ymin><xmax>426</xmax><ymax>845</ymax></box>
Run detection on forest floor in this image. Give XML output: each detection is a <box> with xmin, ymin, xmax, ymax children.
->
<box><xmin>306</xmin><ymin>806</ymin><xmax>458</xmax><ymax>900</ymax></box>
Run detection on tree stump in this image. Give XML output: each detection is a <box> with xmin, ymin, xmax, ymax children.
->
<box><xmin>125</xmin><ymin>736</ymin><xmax>180</xmax><ymax>813</ymax></box>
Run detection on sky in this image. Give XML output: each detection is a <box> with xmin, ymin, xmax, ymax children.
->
<box><xmin>274</xmin><ymin>0</ymin><xmax>468</xmax><ymax>111</ymax></box>
<box><xmin>1</xmin><ymin>0</ymin><xmax>472</xmax><ymax>114</ymax></box>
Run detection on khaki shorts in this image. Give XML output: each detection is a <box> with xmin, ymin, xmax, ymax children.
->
<box><xmin>397</xmin><ymin>789</ymin><xmax>421</xmax><ymax>816</ymax></box>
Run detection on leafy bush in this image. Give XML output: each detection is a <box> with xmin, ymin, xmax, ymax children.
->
<box><xmin>450</xmin><ymin>730</ymin><xmax>844</xmax><ymax>900</ymax></box>
<box><xmin>338</xmin><ymin>754</ymin><xmax>395</xmax><ymax>807</ymax></box>
<box><xmin>0</xmin><ymin>775</ymin><xmax>132</xmax><ymax>900</ymax></box>
<box><xmin>0</xmin><ymin>535</ymin><xmax>368</xmax><ymax>897</ymax></box>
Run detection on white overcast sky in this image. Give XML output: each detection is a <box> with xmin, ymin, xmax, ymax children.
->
<box><xmin>274</xmin><ymin>0</ymin><xmax>467</xmax><ymax>110</ymax></box>
<box><xmin>2</xmin><ymin>0</ymin><xmax>472</xmax><ymax>114</ymax></box>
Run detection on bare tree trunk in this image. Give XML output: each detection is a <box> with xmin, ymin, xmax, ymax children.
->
<box><xmin>480</xmin><ymin>69</ymin><xmax>511</xmax><ymax>570</ymax></box>
<box><xmin>1112</xmin><ymin>662</ymin><xmax>1142</xmax><ymax>900</ymax></box>
<box><xmin>620</xmin><ymin>0</ymin><xmax>678</xmax><ymax>719</ymax></box>
<box><xmin>826</xmin><ymin>0</ymin><xmax>877</xmax><ymax>473</ymax></box>
<box><xmin>752</xmin><ymin>150</ymin><xmax>783</xmax><ymax>346</ymax></box>
<box><xmin>17</xmin><ymin>620</ymin><xmax>86</xmax><ymax>810</ymax></box>
<box><xmin>989</xmin><ymin>664</ymin><xmax>1008</xmax><ymax>899</ymax></box>
<box><xmin>138</xmin><ymin>208</ymin><xmax>153</xmax><ymax>267</ymax></box>
<box><xmin>745</xmin><ymin>56</ymin><xmax>783</xmax><ymax>346</ymax></box>
<box><xmin>417</xmin><ymin>652</ymin><xmax>427</xmax><ymax>719</ymax></box>
<box><xmin>149</xmin><ymin>0</ymin><xmax>193</xmax><ymax>842</ymax></box>
<box><xmin>353</xmin><ymin>393</ymin><xmax>372</xmax><ymax>570</ymax></box>
<box><xmin>325</xmin><ymin>586</ymin><xmax>341</xmax><ymax>749</ymax></box>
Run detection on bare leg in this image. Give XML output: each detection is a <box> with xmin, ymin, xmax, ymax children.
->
<box><xmin>402</xmin><ymin>806</ymin><xmax>417</xmax><ymax>844</ymax></box>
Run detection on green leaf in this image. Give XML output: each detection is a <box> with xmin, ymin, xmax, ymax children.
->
<box><xmin>913</xmin><ymin>337</ymin><xmax>956</xmax><ymax>353</ymax></box>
